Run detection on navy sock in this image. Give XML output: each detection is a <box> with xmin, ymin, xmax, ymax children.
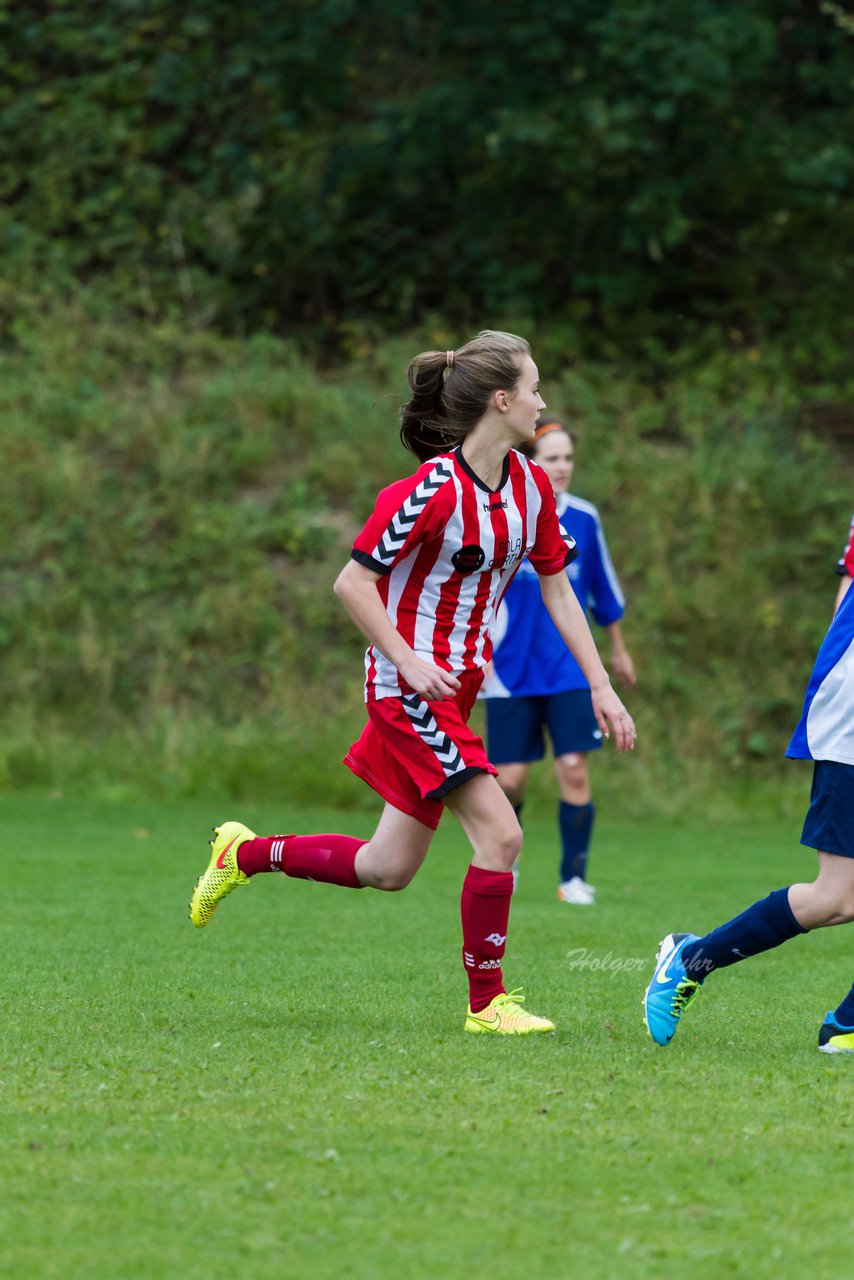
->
<box><xmin>558</xmin><ymin>801</ymin><xmax>595</xmax><ymax>883</ymax></box>
<box><xmin>682</xmin><ymin>888</ymin><xmax>806</xmax><ymax>980</ymax></box>
<box><xmin>832</xmin><ymin>984</ymin><xmax>854</xmax><ymax>1029</ymax></box>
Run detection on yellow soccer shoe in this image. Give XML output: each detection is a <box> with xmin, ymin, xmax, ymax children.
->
<box><xmin>818</xmin><ymin>1012</ymin><xmax>854</xmax><ymax>1054</ymax></box>
<box><xmin>189</xmin><ymin>821</ymin><xmax>257</xmax><ymax>929</ymax></box>
<box><xmin>464</xmin><ymin>988</ymin><xmax>555</xmax><ymax>1035</ymax></box>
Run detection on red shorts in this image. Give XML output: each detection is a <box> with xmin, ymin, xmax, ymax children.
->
<box><xmin>344</xmin><ymin>670</ymin><xmax>496</xmax><ymax>829</ymax></box>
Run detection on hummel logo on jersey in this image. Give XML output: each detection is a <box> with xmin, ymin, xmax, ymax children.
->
<box><xmin>484</xmin><ymin>932</ymin><xmax>507</xmax><ymax>946</ymax></box>
<box><xmin>483</xmin><ymin>498</ymin><xmax>508</xmax><ymax>512</ymax></box>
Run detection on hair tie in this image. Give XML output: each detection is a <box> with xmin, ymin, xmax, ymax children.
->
<box><xmin>446</xmin><ymin>350</ymin><xmax>455</xmax><ymax>368</ymax></box>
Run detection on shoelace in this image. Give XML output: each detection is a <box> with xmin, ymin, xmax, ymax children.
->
<box><xmin>671</xmin><ymin>979</ymin><xmax>699</xmax><ymax>1016</ymax></box>
<box><xmin>494</xmin><ymin>988</ymin><xmax>527</xmax><ymax>1010</ymax></box>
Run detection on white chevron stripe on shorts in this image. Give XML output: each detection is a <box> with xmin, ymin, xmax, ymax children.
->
<box><xmin>401</xmin><ymin>693</ymin><xmax>466</xmax><ymax>778</ymax></box>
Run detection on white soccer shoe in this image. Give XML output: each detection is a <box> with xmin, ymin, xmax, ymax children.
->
<box><xmin>557</xmin><ymin>876</ymin><xmax>596</xmax><ymax>905</ymax></box>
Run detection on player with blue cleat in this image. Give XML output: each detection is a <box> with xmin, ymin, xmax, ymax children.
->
<box><xmin>644</xmin><ymin>933</ymin><xmax>702</xmax><ymax>1045</ymax></box>
<box><xmin>644</xmin><ymin>537</ymin><xmax>854</xmax><ymax>1052</ymax></box>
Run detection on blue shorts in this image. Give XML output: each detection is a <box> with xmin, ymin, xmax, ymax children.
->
<box><xmin>801</xmin><ymin>761</ymin><xmax>854</xmax><ymax>859</ymax></box>
<box><xmin>485</xmin><ymin>690</ymin><xmax>603</xmax><ymax>765</ymax></box>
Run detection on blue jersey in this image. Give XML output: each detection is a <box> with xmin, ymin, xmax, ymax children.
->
<box><xmin>483</xmin><ymin>492</ymin><xmax>626</xmax><ymax>698</ymax></box>
<box><xmin>787</xmin><ymin>583</ymin><xmax>854</xmax><ymax>765</ymax></box>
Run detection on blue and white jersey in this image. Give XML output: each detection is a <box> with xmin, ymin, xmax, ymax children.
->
<box><xmin>482</xmin><ymin>492</ymin><xmax>626</xmax><ymax>698</ymax></box>
<box><xmin>787</xmin><ymin>584</ymin><xmax>854</xmax><ymax>765</ymax></box>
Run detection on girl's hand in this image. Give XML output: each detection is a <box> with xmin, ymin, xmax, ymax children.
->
<box><xmin>398</xmin><ymin>656</ymin><xmax>461</xmax><ymax>702</ymax></box>
<box><xmin>590</xmin><ymin>681</ymin><xmax>637</xmax><ymax>752</ymax></box>
<box><xmin>611</xmin><ymin>648</ymin><xmax>637</xmax><ymax>689</ymax></box>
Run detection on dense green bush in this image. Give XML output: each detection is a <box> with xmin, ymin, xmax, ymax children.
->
<box><xmin>0</xmin><ymin>303</ymin><xmax>849</xmax><ymax>810</ymax></box>
<box><xmin>1</xmin><ymin>1</ymin><xmax>852</xmax><ymax>346</ymax></box>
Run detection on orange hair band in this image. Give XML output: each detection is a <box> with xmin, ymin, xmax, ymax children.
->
<box><xmin>532</xmin><ymin>421</ymin><xmax>565</xmax><ymax>442</ymax></box>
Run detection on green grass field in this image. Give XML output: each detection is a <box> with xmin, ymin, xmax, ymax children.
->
<box><xmin>2</xmin><ymin>792</ymin><xmax>850</xmax><ymax>1280</ymax></box>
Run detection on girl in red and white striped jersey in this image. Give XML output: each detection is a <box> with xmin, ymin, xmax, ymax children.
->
<box><xmin>189</xmin><ymin>330</ymin><xmax>636</xmax><ymax>1035</ymax></box>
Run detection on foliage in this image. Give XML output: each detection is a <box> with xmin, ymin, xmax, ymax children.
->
<box><xmin>549</xmin><ymin>346</ymin><xmax>851</xmax><ymax>789</ymax></box>
<box><xmin>0</xmin><ymin>304</ymin><xmax>850</xmax><ymax>804</ymax></box>
<box><xmin>0</xmin><ymin>1</ymin><xmax>852</xmax><ymax>345</ymax></box>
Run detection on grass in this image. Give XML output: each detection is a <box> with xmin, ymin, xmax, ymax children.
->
<box><xmin>2</xmin><ymin>304</ymin><xmax>852</xmax><ymax>810</ymax></box>
<box><xmin>1</xmin><ymin>790</ymin><xmax>850</xmax><ymax>1280</ymax></box>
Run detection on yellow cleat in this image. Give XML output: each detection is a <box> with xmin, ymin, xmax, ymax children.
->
<box><xmin>818</xmin><ymin>1012</ymin><xmax>854</xmax><ymax>1054</ymax></box>
<box><xmin>464</xmin><ymin>988</ymin><xmax>555</xmax><ymax>1036</ymax></box>
<box><xmin>189</xmin><ymin>821</ymin><xmax>257</xmax><ymax>928</ymax></box>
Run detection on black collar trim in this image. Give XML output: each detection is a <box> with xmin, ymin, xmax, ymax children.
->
<box><xmin>453</xmin><ymin>446</ymin><xmax>510</xmax><ymax>494</ymax></box>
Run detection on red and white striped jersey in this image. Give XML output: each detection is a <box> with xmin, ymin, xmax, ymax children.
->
<box><xmin>351</xmin><ymin>447</ymin><xmax>576</xmax><ymax>700</ymax></box>
<box><xmin>837</xmin><ymin>513</ymin><xmax>854</xmax><ymax>579</ymax></box>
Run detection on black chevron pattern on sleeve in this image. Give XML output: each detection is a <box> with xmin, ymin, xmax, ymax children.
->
<box><xmin>373</xmin><ymin>459</ymin><xmax>454</xmax><ymax>565</ymax></box>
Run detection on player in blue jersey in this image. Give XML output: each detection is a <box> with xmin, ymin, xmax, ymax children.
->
<box><xmin>645</xmin><ymin>572</ymin><xmax>854</xmax><ymax>1053</ymax></box>
<box><xmin>481</xmin><ymin>418</ymin><xmax>636</xmax><ymax>905</ymax></box>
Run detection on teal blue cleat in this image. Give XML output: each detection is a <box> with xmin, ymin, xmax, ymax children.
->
<box><xmin>644</xmin><ymin>932</ymin><xmax>702</xmax><ymax>1046</ymax></box>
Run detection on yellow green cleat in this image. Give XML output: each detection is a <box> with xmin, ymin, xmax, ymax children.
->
<box><xmin>189</xmin><ymin>821</ymin><xmax>257</xmax><ymax>928</ymax></box>
<box><xmin>818</xmin><ymin>1012</ymin><xmax>854</xmax><ymax>1054</ymax></box>
<box><xmin>464</xmin><ymin>988</ymin><xmax>555</xmax><ymax>1035</ymax></box>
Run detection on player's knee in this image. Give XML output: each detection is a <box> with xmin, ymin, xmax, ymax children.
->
<box><xmin>497</xmin><ymin>816</ymin><xmax>523</xmax><ymax>865</ymax></box>
<box><xmin>372</xmin><ymin>865</ymin><xmax>416</xmax><ymax>892</ymax></box>
<box><xmin>556</xmin><ymin>754</ymin><xmax>589</xmax><ymax>795</ymax></box>
<box><xmin>811</xmin><ymin>881</ymin><xmax>854</xmax><ymax>925</ymax></box>
<box><xmin>829</xmin><ymin>892</ymin><xmax>854</xmax><ymax>924</ymax></box>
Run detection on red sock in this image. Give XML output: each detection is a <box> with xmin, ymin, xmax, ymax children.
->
<box><xmin>237</xmin><ymin>835</ymin><xmax>291</xmax><ymax>876</ymax></box>
<box><xmin>237</xmin><ymin>834</ymin><xmax>365</xmax><ymax>888</ymax></box>
<box><xmin>461</xmin><ymin>864</ymin><xmax>514</xmax><ymax>1012</ymax></box>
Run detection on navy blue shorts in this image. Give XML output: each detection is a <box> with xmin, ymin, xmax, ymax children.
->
<box><xmin>485</xmin><ymin>690</ymin><xmax>603</xmax><ymax>765</ymax></box>
<box><xmin>801</xmin><ymin>761</ymin><xmax>854</xmax><ymax>859</ymax></box>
